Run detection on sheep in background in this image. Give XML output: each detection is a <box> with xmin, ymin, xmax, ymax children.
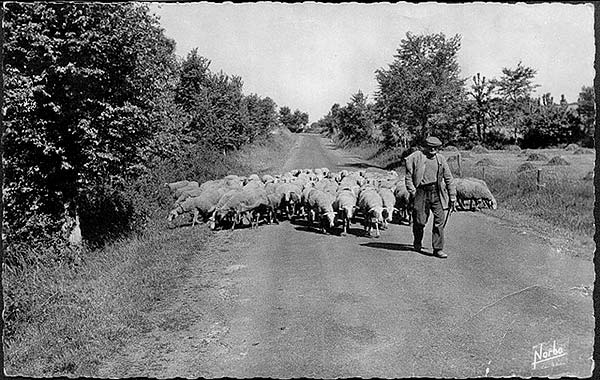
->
<box><xmin>172</xmin><ymin>182</ymin><xmax>200</xmax><ymax>199</ymax></box>
<box><xmin>333</xmin><ymin>188</ymin><xmax>358</xmax><ymax>235</ymax></box>
<box><xmin>314</xmin><ymin>178</ymin><xmax>338</xmax><ymax>195</ymax></box>
<box><xmin>357</xmin><ymin>187</ymin><xmax>385</xmax><ymax>237</ymax></box>
<box><xmin>377</xmin><ymin>187</ymin><xmax>396</xmax><ymax>229</ymax></box>
<box><xmin>306</xmin><ymin>188</ymin><xmax>337</xmax><ymax>234</ymax></box>
<box><xmin>262</xmin><ymin>174</ymin><xmax>275</xmax><ymax>184</ymax></box>
<box><xmin>276</xmin><ymin>182</ymin><xmax>303</xmax><ymax>219</ymax></box>
<box><xmin>393</xmin><ymin>179</ymin><xmax>412</xmax><ymax>225</ymax></box>
<box><xmin>454</xmin><ymin>177</ymin><xmax>497</xmax><ymax>211</ymax></box>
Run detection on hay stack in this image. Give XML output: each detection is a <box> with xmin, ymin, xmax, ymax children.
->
<box><xmin>565</xmin><ymin>143</ymin><xmax>580</xmax><ymax>151</ymax></box>
<box><xmin>475</xmin><ymin>158</ymin><xmax>497</xmax><ymax>166</ymax></box>
<box><xmin>504</xmin><ymin>144</ymin><xmax>522</xmax><ymax>152</ymax></box>
<box><xmin>546</xmin><ymin>156</ymin><xmax>570</xmax><ymax>166</ymax></box>
<box><xmin>471</xmin><ymin>145</ymin><xmax>489</xmax><ymax>154</ymax></box>
<box><xmin>526</xmin><ymin>153</ymin><xmax>548</xmax><ymax>161</ymax></box>
<box><xmin>517</xmin><ymin>162</ymin><xmax>536</xmax><ymax>173</ymax></box>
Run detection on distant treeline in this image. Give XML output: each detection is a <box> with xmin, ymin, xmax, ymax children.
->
<box><xmin>2</xmin><ymin>3</ymin><xmax>309</xmax><ymax>259</ymax></box>
<box><xmin>311</xmin><ymin>32</ymin><xmax>594</xmax><ymax>151</ymax></box>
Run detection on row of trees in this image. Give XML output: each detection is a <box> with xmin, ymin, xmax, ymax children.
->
<box><xmin>314</xmin><ymin>32</ymin><xmax>594</xmax><ymax>150</ymax></box>
<box><xmin>2</xmin><ymin>3</ymin><xmax>308</xmax><ymax>255</ymax></box>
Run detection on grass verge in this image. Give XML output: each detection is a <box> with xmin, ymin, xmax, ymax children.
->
<box><xmin>3</xmin><ymin>129</ymin><xmax>297</xmax><ymax>377</ymax></box>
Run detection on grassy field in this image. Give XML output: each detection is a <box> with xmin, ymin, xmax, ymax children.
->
<box><xmin>3</xmin><ymin>129</ymin><xmax>297</xmax><ymax>377</ymax></box>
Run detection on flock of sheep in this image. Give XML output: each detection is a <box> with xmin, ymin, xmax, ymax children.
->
<box><xmin>165</xmin><ymin>167</ymin><xmax>497</xmax><ymax>237</ymax></box>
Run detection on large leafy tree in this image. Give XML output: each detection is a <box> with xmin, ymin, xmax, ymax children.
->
<box><xmin>469</xmin><ymin>73</ymin><xmax>496</xmax><ymax>143</ymax></box>
<box><xmin>491</xmin><ymin>61</ymin><xmax>539</xmax><ymax>143</ymax></box>
<box><xmin>375</xmin><ymin>32</ymin><xmax>466</xmax><ymax>143</ymax></box>
<box><xmin>337</xmin><ymin>91</ymin><xmax>377</xmax><ymax>143</ymax></box>
<box><xmin>521</xmin><ymin>93</ymin><xmax>579</xmax><ymax>148</ymax></box>
<box><xmin>3</xmin><ymin>3</ymin><xmax>177</xmax><ymax>245</ymax></box>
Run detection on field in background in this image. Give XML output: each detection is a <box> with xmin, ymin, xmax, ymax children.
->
<box><xmin>3</xmin><ymin>129</ymin><xmax>297</xmax><ymax>377</ymax></box>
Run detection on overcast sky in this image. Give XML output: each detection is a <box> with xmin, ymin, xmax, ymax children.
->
<box><xmin>150</xmin><ymin>2</ymin><xmax>595</xmax><ymax>123</ymax></box>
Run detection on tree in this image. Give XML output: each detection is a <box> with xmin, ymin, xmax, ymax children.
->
<box><xmin>577</xmin><ymin>86</ymin><xmax>594</xmax><ymax>147</ymax></box>
<box><xmin>491</xmin><ymin>61</ymin><xmax>539</xmax><ymax>143</ymax></box>
<box><xmin>375</xmin><ymin>32</ymin><xmax>467</xmax><ymax>143</ymax></box>
<box><xmin>521</xmin><ymin>93</ymin><xmax>579</xmax><ymax>148</ymax></box>
<box><xmin>278</xmin><ymin>106</ymin><xmax>309</xmax><ymax>132</ymax></box>
<box><xmin>337</xmin><ymin>91</ymin><xmax>377</xmax><ymax>143</ymax></box>
<box><xmin>3</xmin><ymin>3</ymin><xmax>177</xmax><ymax>248</ymax></box>
<box><xmin>469</xmin><ymin>73</ymin><xmax>496</xmax><ymax>143</ymax></box>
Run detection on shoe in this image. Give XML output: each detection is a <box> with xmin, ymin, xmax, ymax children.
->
<box><xmin>413</xmin><ymin>244</ymin><xmax>422</xmax><ymax>253</ymax></box>
<box><xmin>433</xmin><ymin>250</ymin><xmax>448</xmax><ymax>258</ymax></box>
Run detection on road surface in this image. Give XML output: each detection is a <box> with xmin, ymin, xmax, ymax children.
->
<box><xmin>99</xmin><ymin>133</ymin><xmax>594</xmax><ymax>378</ymax></box>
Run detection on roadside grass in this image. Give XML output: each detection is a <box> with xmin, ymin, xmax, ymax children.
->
<box><xmin>3</xmin><ymin>129</ymin><xmax>297</xmax><ymax>377</ymax></box>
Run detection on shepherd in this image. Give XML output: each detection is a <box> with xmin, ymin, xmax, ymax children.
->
<box><xmin>405</xmin><ymin>136</ymin><xmax>456</xmax><ymax>258</ymax></box>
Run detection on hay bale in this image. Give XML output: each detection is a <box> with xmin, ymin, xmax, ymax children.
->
<box><xmin>471</xmin><ymin>145</ymin><xmax>489</xmax><ymax>154</ymax></box>
<box><xmin>444</xmin><ymin>145</ymin><xmax>459</xmax><ymax>152</ymax></box>
<box><xmin>526</xmin><ymin>153</ymin><xmax>548</xmax><ymax>161</ymax></box>
<box><xmin>573</xmin><ymin>148</ymin><xmax>594</xmax><ymax>155</ymax></box>
<box><xmin>583</xmin><ymin>170</ymin><xmax>594</xmax><ymax>181</ymax></box>
<box><xmin>475</xmin><ymin>158</ymin><xmax>496</xmax><ymax>166</ymax></box>
<box><xmin>546</xmin><ymin>156</ymin><xmax>570</xmax><ymax>166</ymax></box>
<box><xmin>516</xmin><ymin>162</ymin><xmax>536</xmax><ymax>173</ymax></box>
<box><xmin>504</xmin><ymin>144</ymin><xmax>522</xmax><ymax>152</ymax></box>
<box><xmin>565</xmin><ymin>143</ymin><xmax>580</xmax><ymax>151</ymax></box>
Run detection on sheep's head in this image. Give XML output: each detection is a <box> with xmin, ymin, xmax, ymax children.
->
<box><xmin>370</xmin><ymin>207</ymin><xmax>384</xmax><ymax>223</ymax></box>
<box><xmin>343</xmin><ymin>206</ymin><xmax>355</xmax><ymax>220</ymax></box>
<box><xmin>382</xmin><ymin>207</ymin><xmax>393</xmax><ymax>222</ymax></box>
<box><xmin>323</xmin><ymin>211</ymin><xmax>336</xmax><ymax>228</ymax></box>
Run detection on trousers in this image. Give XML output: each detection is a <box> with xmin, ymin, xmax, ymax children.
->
<box><xmin>412</xmin><ymin>184</ymin><xmax>446</xmax><ymax>251</ymax></box>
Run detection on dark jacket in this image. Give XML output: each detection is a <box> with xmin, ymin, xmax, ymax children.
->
<box><xmin>405</xmin><ymin>150</ymin><xmax>456</xmax><ymax>209</ymax></box>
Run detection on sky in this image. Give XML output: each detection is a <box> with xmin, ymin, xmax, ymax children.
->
<box><xmin>150</xmin><ymin>2</ymin><xmax>595</xmax><ymax>123</ymax></box>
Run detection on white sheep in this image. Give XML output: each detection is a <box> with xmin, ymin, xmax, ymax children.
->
<box><xmin>357</xmin><ymin>187</ymin><xmax>385</xmax><ymax>237</ymax></box>
<box><xmin>454</xmin><ymin>177</ymin><xmax>497</xmax><ymax>211</ymax></box>
<box><xmin>275</xmin><ymin>182</ymin><xmax>303</xmax><ymax>218</ymax></box>
<box><xmin>306</xmin><ymin>188</ymin><xmax>337</xmax><ymax>234</ymax></box>
<box><xmin>377</xmin><ymin>187</ymin><xmax>396</xmax><ymax>229</ymax></box>
<box><xmin>333</xmin><ymin>188</ymin><xmax>357</xmax><ymax>235</ymax></box>
<box><xmin>168</xmin><ymin>187</ymin><xmax>232</xmax><ymax>227</ymax></box>
<box><xmin>393</xmin><ymin>179</ymin><xmax>412</xmax><ymax>225</ymax></box>
<box><xmin>172</xmin><ymin>182</ymin><xmax>200</xmax><ymax>199</ymax></box>
<box><xmin>209</xmin><ymin>188</ymin><xmax>270</xmax><ymax>230</ymax></box>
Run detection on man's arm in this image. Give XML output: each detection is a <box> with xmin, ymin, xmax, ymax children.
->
<box><xmin>405</xmin><ymin>154</ymin><xmax>417</xmax><ymax>196</ymax></box>
<box><xmin>441</xmin><ymin>157</ymin><xmax>456</xmax><ymax>202</ymax></box>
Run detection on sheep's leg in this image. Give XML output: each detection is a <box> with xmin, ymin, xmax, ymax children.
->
<box><xmin>375</xmin><ymin>220</ymin><xmax>380</xmax><ymax>238</ymax></box>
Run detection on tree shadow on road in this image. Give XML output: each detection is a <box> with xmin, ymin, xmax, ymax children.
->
<box><xmin>360</xmin><ymin>242</ymin><xmax>433</xmax><ymax>257</ymax></box>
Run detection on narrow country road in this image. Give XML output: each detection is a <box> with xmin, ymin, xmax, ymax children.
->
<box><xmin>99</xmin><ymin>133</ymin><xmax>594</xmax><ymax>378</ymax></box>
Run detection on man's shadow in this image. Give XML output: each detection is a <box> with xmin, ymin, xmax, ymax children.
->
<box><xmin>360</xmin><ymin>242</ymin><xmax>434</xmax><ymax>257</ymax></box>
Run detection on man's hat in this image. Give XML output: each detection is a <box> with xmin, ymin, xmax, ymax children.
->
<box><xmin>424</xmin><ymin>136</ymin><xmax>442</xmax><ymax>148</ymax></box>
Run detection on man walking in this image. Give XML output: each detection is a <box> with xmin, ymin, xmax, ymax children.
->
<box><xmin>405</xmin><ymin>136</ymin><xmax>456</xmax><ymax>258</ymax></box>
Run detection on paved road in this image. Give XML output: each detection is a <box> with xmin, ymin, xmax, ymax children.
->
<box><xmin>101</xmin><ymin>133</ymin><xmax>595</xmax><ymax>378</ymax></box>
